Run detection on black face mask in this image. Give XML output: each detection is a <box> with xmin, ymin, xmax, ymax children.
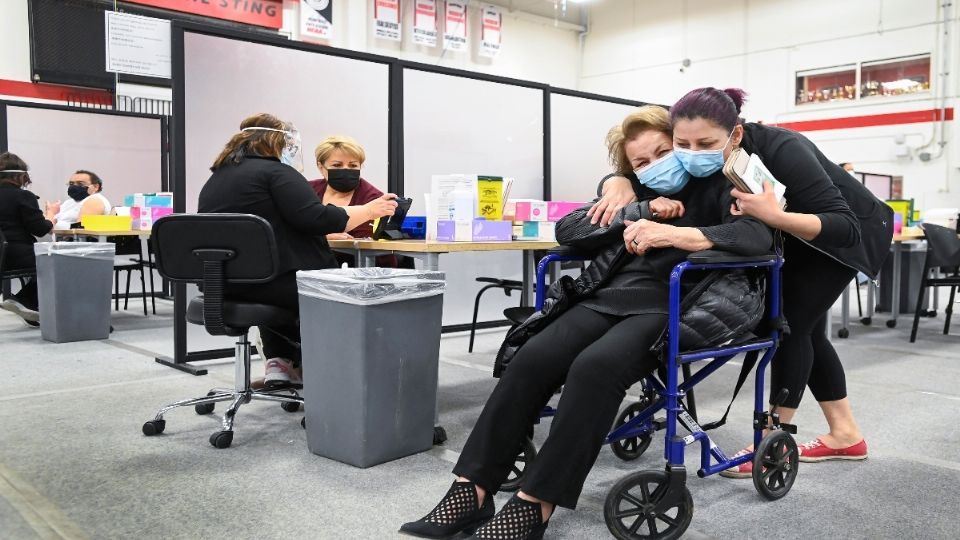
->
<box><xmin>67</xmin><ymin>184</ymin><xmax>90</xmax><ymax>202</ymax></box>
<box><xmin>326</xmin><ymin>168</ymin><xmax>361</xmax><ymax>193</ymax></box>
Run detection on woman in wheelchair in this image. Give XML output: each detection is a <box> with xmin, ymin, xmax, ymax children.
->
<box><xmin>400</xmin><ymin>106</ymin><xmax>773</xmax><ymax>540</ymax></box>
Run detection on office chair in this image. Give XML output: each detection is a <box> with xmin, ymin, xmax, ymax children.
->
<box><xmin>0</xmin><ymin>229</ymin><xmax>37</xmax><ymax>302</ymax></box>
<box><xmin>910</xmin><ymin>223</ymin><xmax>960</xmax><ymax>342</ymax></box>
<box><xmin>142</xmin><ymin>214</ymin><xmax>303</xmax><ymax>448</ymax></box>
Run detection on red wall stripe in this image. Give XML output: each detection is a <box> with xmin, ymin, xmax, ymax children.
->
<box><xmin>772</xmin><ymin>108</ymin><xmax>954</xmax><ymax>132</ymax></box>
<box><xmin>0</xmin><ymin>79</ymin><xmax>113</xmax><ymax>105</ymax></box>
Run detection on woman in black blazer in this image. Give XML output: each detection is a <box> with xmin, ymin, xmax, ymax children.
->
<box><xmin>0</xmin><ymin>152</ymin><xmax>58</xmax><ymax>326</ymax></box>
<box><xmin>198</xmin><ymin>113</ymin><xmax>397</xmax><ymax>387</ymax></box>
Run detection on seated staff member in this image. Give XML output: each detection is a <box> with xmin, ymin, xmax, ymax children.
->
<box><xmin>309</xmin><ymin>135</ymin><xmax>403</xmax><ymax>267</ymax></box>
<box><xmin>199</xmin><ymin>114</ymin><xmax>398</xmax><ymax>387</ymax></box>
<box><xmin>49</xmin><ymin>170</ymin><xmax>112</xmax><ymax>229</ymax></box>
<box><xmin>0</xmin><ymin>152</ymin><xmax>58</xmax><ymax>326</ymax></box>
<box><xmin>400</xmin><ymin>106</ymin><xmax>772</xmax><ymax>539</ymax></box>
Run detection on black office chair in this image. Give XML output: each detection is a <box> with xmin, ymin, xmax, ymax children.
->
<box><xmin>468</xmin><ymin>276</ymin><xmax>524</xmax><ymax>352</ymax></box>
<box><xmin>910</xmin><ymin>223</ymin><xmax>960</xmax><ymax>342</ymax></box>
<box><xmin>0</xmin><ymin>229</ymin><xmax>37</xmax><ymax>302</ymax></box>
<box><xmin>142</xmin><ymin>214</ymin><xmax>303</xmax><ymax>448</ymax></box>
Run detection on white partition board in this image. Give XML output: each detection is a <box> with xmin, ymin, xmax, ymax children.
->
<box><xmin>550</xmin><ymin>94</ymin><xmax>640</xmax><ymax>203</ymax></box>
<box><xmin>403</xmin><ymin>68</ymin><xmax>544</xmax><ymax>326</ymax></box>
<box><xmin>4</xmin><ymin>106</ymin><xmax>162</xmax><ymax>211</ymax></box>
<box><xmin>183</xmin><ymin>32</ymin><xmax>390</xmax><ymax>213</ymax></box>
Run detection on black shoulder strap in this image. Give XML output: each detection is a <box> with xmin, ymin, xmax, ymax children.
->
<box><xmin>701</xmin><ymin>349</ymin><xmax>760</xmax><ymax>431</ymax></box>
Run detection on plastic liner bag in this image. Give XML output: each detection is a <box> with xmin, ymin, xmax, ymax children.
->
<box><xmin>297</xmin><ymin>268</ymin><xmax>446</xmax><ymax>306</ymax></box>
<box><xmin>33</xmin><ymin>242</ymin><xmax>115</xmax><ymax>260</ymax></box>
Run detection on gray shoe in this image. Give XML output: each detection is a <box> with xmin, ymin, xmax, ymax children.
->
<box><xmin>1</xmin><ymin>299</ymin><xmax>40</xmax><ymax>324</ymax></box>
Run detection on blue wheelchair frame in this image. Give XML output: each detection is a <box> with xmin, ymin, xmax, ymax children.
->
<box><xmin>532</xmin><ymin>249</ymin><xmax>785</xmax><ymax>477</ymax></box>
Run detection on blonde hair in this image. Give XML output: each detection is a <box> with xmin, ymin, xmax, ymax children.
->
<box><xmin>314</xmin><ymin>135</ymin><xmax>366</xmax><ymax>166</ymax></box>
<box><xmin>606</xmin><ymin>106</ymin><xmax>672</xmax><ymax>174</ymax></box>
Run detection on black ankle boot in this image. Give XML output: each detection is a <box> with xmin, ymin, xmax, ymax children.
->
<box><xmin>471</xmin><ymin>494</ymin><xmax>549</xmax><ymax>540</ymax></box>
<box><xmin>400</xmin><ymin>481</ymin><xmax>495</xmax><ymax>538</ymax></box>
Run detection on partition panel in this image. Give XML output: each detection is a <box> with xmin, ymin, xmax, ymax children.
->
<box><xmin>549</xmin><ymin>93</ymin><xmax>643</xmax><ymax>203</ymax></box>
<box><xmin>2</xmin><ymin>104</ymin><xmax>163</xmax><ymax>209</ymax></box>
<box><xmin>403</xmin><ymin>68</ymin><xmax>545</xmax><ymax>327</ymax></box>
<box><xmin>182</xmin><ymin>31</ymin><xmax>391</xmax><ymax>213</ymax></box>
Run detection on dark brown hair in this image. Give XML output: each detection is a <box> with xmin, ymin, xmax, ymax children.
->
<box><xmin>0</xmin><ymin>152</ymin><xmax>30</xmax><ymax>187</ymax></box>
<box><xmin>211</xmin><ymin>113</ymin><xmax>288</xmax><ymax>171</ymax></box>
<box><xmin>74</xmin><ymin>169</ymin><xmax>103</xmax><ymax>192</ymax></box>
<box><xmin>671</xmin><ymin>87</ymin><xmax>748</xmax><ymax>132</ymax></box>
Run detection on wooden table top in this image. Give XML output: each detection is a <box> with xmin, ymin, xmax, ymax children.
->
<box><xmin>52</xmin><ymin>229</ymin><xmax>150</xmax><ymax>237</ymax></box>
<box><xmin>327</xmin><ymin>239</ymin><xmax>559</xmax><ymax>253</ymax></box>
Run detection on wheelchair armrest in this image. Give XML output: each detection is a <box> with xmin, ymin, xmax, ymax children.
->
<box><xmin>686</xmin><ymin>250</ymin><xmax>777</xmax><ymax>265</ymax></box>
<box><xmin>547</xmin><ymin>245</ymin><xmax>589</xmax><ymax>258</ymax></box>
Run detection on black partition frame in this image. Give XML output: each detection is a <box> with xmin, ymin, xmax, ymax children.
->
<box><xmin>165</xmin><ymin>22</ymin><xmax>649</xmax><ymax>374</ymax></box>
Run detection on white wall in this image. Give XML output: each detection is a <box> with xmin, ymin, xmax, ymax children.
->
<box><xmin>580</xmin><ymin>0</ymin><xmax>960</xmax><ymax>212</ymax></box>
<box><xmin>0</xmin><ymin>0</ymin><xmax>33</xmax><ymax>82</ymax></box>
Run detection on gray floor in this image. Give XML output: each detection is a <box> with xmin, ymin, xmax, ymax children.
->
<box><xmin>1</xmin><ymin>296</ymin><xmax>959</xmax><ymax>540</ymax></box>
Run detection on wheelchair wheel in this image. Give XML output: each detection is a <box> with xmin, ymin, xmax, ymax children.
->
<box><xmin>752</xmin><ymin>430</ymin><xmax>799</xmax><ymax>501</ymax></box>
<box><xmin>500</xmin><ymin>437</ymin><xmax>537</xmax><ymax>492</ymax></box>
<box><xmin>604</xmin><ymin>470</ymin><xmax>693</xmax><ymax>540</ymax></box>
<box><xmin>610</xmin><ymin>400</ymin><xmax>653</xmax><ymax>461</ymax></box>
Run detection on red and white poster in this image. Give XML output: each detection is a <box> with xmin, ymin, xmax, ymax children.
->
<box><xmin>123</xmin><ymin>0</ymin><xmax>283</xmax><ymax>29</ymax></box>
<box><xmin>412</xmin><ymin>0</ymin><xmax>438</xmax><ymax>47</ymax></box>
<box><xmin>479</xmin><ymin>4</ymin><xmax>501</xmax><ymax>57</ymax></box>
<box><xmin>443</xmin><ymin>1</ymin><xmax>467</xmax><ymax>52</ymax></box>
<box><xmin>300</xmin><ymin>0</ymin><xmax>333</xmax><ymax>43</ymax></box>
<box><xmin>374</xmin><ymin>0</ymin><xmax>402</xmax><ymax>41</ymax></box>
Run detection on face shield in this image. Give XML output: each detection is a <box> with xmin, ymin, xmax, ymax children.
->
<box><xmin>0</xmin><ymin>169</ymin><xmax>30</xmax><ymax>187</ymax></box>
<box><xmin>241</xmin><ymin>125</ymin><xmax>304</xmax><ymax>172</ymax></box>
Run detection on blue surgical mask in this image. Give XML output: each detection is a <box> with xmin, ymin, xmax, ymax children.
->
<box><xmin>634</xmin><ymin>152</ymin><xmax>691</xmax><ymax>195</ymax></box>
<box><xmin>674</xmin><ymin>130</ymin><xmax>734</xmax><ymax>177</ymax></box>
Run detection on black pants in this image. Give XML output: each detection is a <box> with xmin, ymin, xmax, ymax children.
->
<box><xmin>454</xmin><ymin>305</ymin><xmax>666</xmax><ymax>509</ymax></box>
<box><xmin>1</xmin><ymin>243</ymin><xmax>38</xmax><ymax>311</ymax></box>
<box><xmin>773</xmin><ymin>238</ymin><xmax>857</xmax><ymax>408</ymax></box>
<box><xmin>225</xmin><ymin>272</ymin><xmax>301</xmax><ymax>367</ymax></box>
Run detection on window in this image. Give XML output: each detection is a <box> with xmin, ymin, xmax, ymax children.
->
<box><xmin>795</xmin><ymin>65</ymin><xmax>857</xmax><ymax>105</ymax></box>
<box><xmin>861</xmin><ymin>54</ymin><xmax>931</xmax><ymax>98</ymax></box>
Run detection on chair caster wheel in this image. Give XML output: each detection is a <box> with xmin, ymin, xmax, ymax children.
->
<box><xmin>142</xmin><ymin>419</ymin><xmax>165</xmax><ymax>436</ymax></box>
<box><xmin>753</xmin><ymin>430</ymin><xmax>799</xmax><ymax>500</ymax></box>
<box><xmin>886</xmin><ymin>320</ymin><xmax>897</xmax><ymax>328</ymax></box>
<box><xmin>301</xmin><ymin>417</ymin><xmax>306</xmax><ymax>429</ymax></box>
<box><xmin>837</xmin><ymin>328</ymin><xmax>849</xmax><ymax>338</ymax></box>
<box><xmin>610</xmin><ymin>399</ymin><xmax>654</xmax><ymax>461</ymax></box>
<box><xmin>433</xmin><ymin>426</ymin><xmax>447</xmax><ymax>445</ymax></box>
<box><xmin>195</xmin><ymin>391</ymin><xmax>217</xmax><ymax>415</ymax></box>
<box><xmin>281</xmin><ymin>401</ymin><xmax>300</xmax><ymax>413</ymax></box>
<box><xmin>501</xmin><ymin>437</ymin><xmax>537</xmax><ymax>492</ymax></box>
<box><xmin>605</xmin><ymin>469</ymin><xmax>693</xmax><ymax>540</ymax></box>
<box><xmin>209</xmin><ymin>430</ymin><xmax>233</xmax><ymax>449</ymax></box>
<box><xmin>860</xmin><ymin>317</ymin><xmax>872</xmax><ymax>325</ymax></box>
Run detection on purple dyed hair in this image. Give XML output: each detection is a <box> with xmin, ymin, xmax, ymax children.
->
<box><xmin>670</xmin><ymin>87</ymin><xmax>748</xmax><ymax>132</ymax></box>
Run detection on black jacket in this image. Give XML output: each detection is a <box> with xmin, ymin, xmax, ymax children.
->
<box><xmin>740</xmin><ymin>123</ymin><xmax>893</xmax><ymax>278</ymax></box>
<box><xmin>0</xmin><ymin>184</ymin><xmax>52</xmax><ymax>246</ymax></box>
<box><xmin>198</xmin><ymin>156</ymin><xmax>349</xmax><ymax>274</ymax></box>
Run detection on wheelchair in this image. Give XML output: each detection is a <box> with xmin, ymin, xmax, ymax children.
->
<box><xmin>499</xmin><ymin>247</ymin><xmax>796</xmax><ymax>540</ymax></box>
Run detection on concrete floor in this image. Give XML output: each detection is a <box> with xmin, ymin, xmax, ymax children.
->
<box><xmin>0</xmin><ymin>294</ymin><xmax>959</xmax><ymax>539</ymax></box>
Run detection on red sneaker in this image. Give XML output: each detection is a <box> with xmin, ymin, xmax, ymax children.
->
<box><xmin>718</xmin><ymin>449</ymin><xmax>753</xmax><ymax>479</ymax></box>
<box><xmin>798</xmin><ymin>438</ymin><xmax>868</xmax><ymax>462</ymax></box>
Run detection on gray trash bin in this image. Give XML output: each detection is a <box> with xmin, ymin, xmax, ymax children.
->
<box><xmin>35</xmin><ymin>242</ymin><xmax>115</xmax><ymax>343</ymax></box>
<box><xmin>297</xmin><ymin>268</ymin><xmax>445</xmax><ymax>468</ymax></box>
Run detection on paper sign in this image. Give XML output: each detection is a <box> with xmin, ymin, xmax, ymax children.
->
<box><xmin>300</xmin><ymin>0</ymin><xmax>333</xmax><ymax>42</ymax></box>
<box><xmin>413</xmin><ymin>0</ymin><xmax>438</xmax><ymax>46</ymax></box>
<box><xmin>105</xmin><ymin>11</ymin><xmax>171</xmax><ymax>79</ymax></box>
<box><xmin>443</xmin><ymin>1</ymin><xmax>468</xmax><ymax>51</ymax></box>
<box><xmin>374</xmin><ymin>0</ymin><xmax>402</xmax><ymax>41</ymax></box>
<box><xmin>479</xmin><ymin>4</ymin><xmax>501</xmax><ymax>57</ymax></box>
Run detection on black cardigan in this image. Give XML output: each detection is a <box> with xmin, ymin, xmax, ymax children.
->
<box><xmin>198</xmin><ymin>156</ymin><xmax>350</xmax><ymax>274</ymax></box>
<box><xmin>0</xmin><ymin>184</ymin><xmax>52</xmax><ymax>245</ymax></box>
<box><xmin>740</xmin><ymin>123</ymin><xmax>893</xmax><ymax>278</ymax></box>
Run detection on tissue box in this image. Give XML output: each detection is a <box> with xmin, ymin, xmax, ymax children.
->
<box><xmin>124</xmin><ymin>193</ymin><xmax>173</xmax><ymax>208</ymax></box>
<box><xmin>517</xmin><ymin>221</ymin><xmax>555</xmax><ymax>241</ymax></box>
<box><xmin>80</xmin><ymin>215</ymin><xmax>132</xmax><ymax>231</ymax></box>
<box><xmin>547</xmin><ymin>201</ymin><xmax>583</xmax><ymax>221</ymax></box>
<box><xmin>472</xmin><ymin>220</ymin><xmax>512</xmax><ymax>242</ymax></box>
<box><xmin>514</xmin><ymin>200</ymin><xmax>547</xmax><ymax>222</ymax></box>
<box><xmin>131</xmin><ymin>206</ymin><xmax>173</xmax><ymax>231</ymax></box>
<box><xmin>503</xmin><ymin>201</ymin><xmax>517</xmax><ymax>222</ymax></box>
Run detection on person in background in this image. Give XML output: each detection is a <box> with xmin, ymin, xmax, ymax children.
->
<box><xmin>49</xmin><ymin>170</ymin><xmax>112</xmax><ymax>229</ymax></box>
<box><xmin>199</xmin><ymin>114</ymin><xmax>397</xmax><ymax>387</ymax></box>
<box><xmin>0</xmin><ymin>152</ymin><xmax>58</xmax><ymax>326</ymax></box>
<box><xmin>309</xmin><ymin>135</ymin><xmax>405</xmax><ymax>268</ymax></box>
